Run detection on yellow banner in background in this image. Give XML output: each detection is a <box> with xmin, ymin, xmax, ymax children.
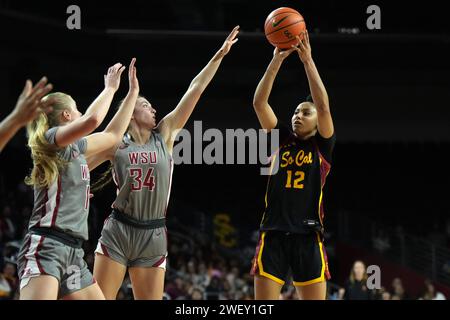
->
<box><xmin>213</xmin><ymin>213</ymin><xmax>238</xmax><ymax>248</ymax></box>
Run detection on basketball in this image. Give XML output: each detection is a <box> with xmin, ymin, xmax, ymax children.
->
<box><xmin>264</xmin><ymin>7</ymin><xmax>306</xmax><ymax>49</ymax></box>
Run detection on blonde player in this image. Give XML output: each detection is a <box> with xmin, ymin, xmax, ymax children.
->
<box><xmin>17</xmin><ymin>58</ymin><xmax>139</xmax><ymax>299</ymax></box>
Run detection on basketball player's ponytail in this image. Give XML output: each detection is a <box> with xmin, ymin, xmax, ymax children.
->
<box><xmin>25</xmin><ymin>93</ymin><xmax>71</xmax><ymax>188</ymax></box>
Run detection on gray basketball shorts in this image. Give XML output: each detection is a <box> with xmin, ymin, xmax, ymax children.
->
<box><xmin>95</xmin><ymin>216</ymin><xmax>168</xmax><ymax>269</ymax></box>
<box><xmin>17</xmin><ymin>233</ymin><xmax>95</xmax><ymax>298</ymax></box>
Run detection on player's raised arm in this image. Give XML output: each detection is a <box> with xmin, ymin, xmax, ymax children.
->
<box><xmin>253</xmin><ymin>47</ymin><xmax>295</xmax><ymax>131</ymax></box>
<box><xmin>85</xmin><ymin>58</ymin><xmax>140</xmax><ymax>169</ymax></box>
<box><xmin>158</xmin><ymin>26</ymin><xmax>239</xmax><ymax>149</ymax></box>
<box><xmin>52</xmin><ymin>63</ymin><xmax>125</xmax><ymax>148</ymax></box>
<box><xmin>292</xmin><ymin>31</ymin><xmax>334</xmax><ymax>138</ymax></box>
<box><xmin>0</xmin><ymin>77</ymin><xmax>53</xmax><ymax>152</ymax></box>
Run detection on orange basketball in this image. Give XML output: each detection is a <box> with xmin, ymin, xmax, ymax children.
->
<box><xmin>264</xmin><ymin>7</ymin><xmax>306</xmax><ymax>49</ymax></box>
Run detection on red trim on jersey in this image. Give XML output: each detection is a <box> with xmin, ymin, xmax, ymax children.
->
<box><xmin>100</xmin><ymin>243</ymin><xmax>110</xmax><ymax>257</ymax></box>
<box><xmin>162</xmin><ymin>158</ymin><xmax>173</xmax><ymax>217</ymax></box>
<box><xmin>34</xmin><ymin>236</ymin><xmax>45</xmax><ymax>273</ymax></box>
<box><xmin>317</xmin><ymin>152</ymin><xmax>332</xmax><ymax>225</ymax></box>
<box><xmin>319</xmin><ymin>161</ymin><xmax>331</xmax><ymax>187</ymax></box>
<box><xmin>152</xmin><ymin>256</ymin><xmax>166</xmax><ymax>267</ymax></box>
<box><xmin>322</xmin><ymin>243</ymin><xmax>332</xmax><ymax>280</ymax></box>
<box><xmin>21</xmin><ymin>236</ymin><xmax>32</xmax><ymax>277</ymax></box>
<box><xmin>112</xmin><ymin>168</ymin><xmax>120</xmax><ymax>189</ymax></box>
<box><xmin>50</xmin><ymin>176</ymin><xmax>62</xmax><ymax>227</ymax></box>
<box><xmin>112</xmin><ymin>168</ymin><xmax>120</xmax><ymax>195</ymax></box>
<box><xmin>165</xmin><ymin>227</ymin><xmax>168</xmax><ymax>257</ymax></box>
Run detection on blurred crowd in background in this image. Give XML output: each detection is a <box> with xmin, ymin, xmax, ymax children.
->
<box><xmin>1</xmin><ymin>181</ymin><xmax>448</xmax><ymax>300</ymax></box>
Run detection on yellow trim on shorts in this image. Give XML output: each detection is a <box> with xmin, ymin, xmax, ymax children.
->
<box><xmin>293</xmin><ymin>233</ymin><xmax>326</xmax><ymax>287</ymax></box>
<box><xmin>257</xmin><ymin>232</ymin><xmax>285</xmax><ymax>285</ymax></box>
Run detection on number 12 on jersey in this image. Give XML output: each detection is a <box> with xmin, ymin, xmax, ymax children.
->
<box><xmin>129</xmin><ymin>168</ymin><xmax>156</xmax><ymax>191</ymax></box>
<box><xmin>285</xmin><ymin>170</ymin><xmax>305</xmax><ymax>189</ymax></box>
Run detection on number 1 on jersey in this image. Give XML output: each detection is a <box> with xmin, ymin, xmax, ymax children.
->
<box><xmin>84</xmin><ymin>185</ymin><xmax>90</xmax><ymax>210</ymax></box>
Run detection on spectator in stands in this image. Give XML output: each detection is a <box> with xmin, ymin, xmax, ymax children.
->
<box><xmin>226</xmin><ymin>266</ymin><xmax>245</xmax><ymax>294</ymax></box>
<box><xmin>197</xmin><ymin>262</ymin><xmax>211</xmax><ymax>288</ymax></box>
<box><xmin>373</xmin><ymin>286</ymin><xmax>391</xmax><ymax>300</ymax></box>
<box><xmin>391</xmin><ymin>277</ymin><xmax>409</xmax><ymax>300</ymax></box>
<box><xmin>2</xmin><ymin>261</ymin><xmax>18</xmax><ymax>295</ymax></box>
<box><xmin>183</xmin><ymin>279</ymin><xmax>195</xmax><ymax>298</ymax></box>
<box><xmin>189</xmin><ymin>286</ymin><xmax>205</xmax><ymax>300</ymax></box>
<box><xmin>169</xmin><ymin>257</ymin><xmax>184</xmax><ymax>278</ymax></box>
<box><xmin>420</xmin><ymin>279</ymin><xmax>446</xmax><ymax>300</ymax></box>
<box><xmin>0</xmin><ymin>206</ymin><xmax>16</xmax><ymax>243</ymax></box>
<box><xmin>339</xmin><ymin>260</ymin><xmax>375</xmax><ymax>300</ymax></box>
<box><xmin>0</xmin><ymin>260</ymin><xmax>16</xmax><ymax>300</ymax></box>
<box><xmin>165</xmin><ymin>276</ymin><xmax>187</xmax><ymax>300</ymax></box>
<box><xmin>0</xmin><ymin>272</ymin><xmax>12</xmax><ymax>300</ymax></box>
<box><xmin>186</xmin><ymin>260</ymin><xmax>201</xmax><ymax>286</ymax></box>
<box><xmin>205</xmin><ymin>276</ymin><xmax>223</xmax><ymax>300</ymax></box>
<box><xmin>372</xmin><ymin>228</ymin><xmax>391</xmax><ymax>253</ymax></box>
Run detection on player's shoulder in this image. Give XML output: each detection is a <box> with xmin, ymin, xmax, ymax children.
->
<box><xmin>117</xmin><ymin>134</ymin><xmax>132</xmax><ymax>150</ymax></box>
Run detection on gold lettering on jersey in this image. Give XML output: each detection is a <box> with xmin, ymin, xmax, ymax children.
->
<box><xmin>280</xmin><ymin>150</ymin><xmax>313</xmax><ymax>168</ymax></box>
<box><xmin>280</xmin><ymin>151</ymin><xmax>291</xmax><ymax>168</ymax></box>
<box><xmin>295</xmin><ymin>150</ymin><xmax>313</xmax><ymax>166</ymax></box>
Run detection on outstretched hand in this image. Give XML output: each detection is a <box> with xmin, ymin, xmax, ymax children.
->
<box><xmin>218</xmin><ymin>25</ymin><xmax>240</xmax><ymax>58</ymax></box>
<box><xmin>104</xmin><ymin>63</ymin><xmax>126</xmax><ymax>91</ymax></box>
<box><xmin>128</xmin><ymin>58</ymin><xmax>139</xmax><ymax>93</ymax></box>
<box><xmin>273</xmin><ymin>46</ymin><xmax>296</xmax><ymax>61</ymax></box>
<box><xmin>291</xmin><ymin>30</ymin><xmax>312</xmax><ymax>64</ymax></box>
<box><xmin>12</xmin><ymin>77</ymin><xmax>54</xmax><ymax>126</ymax></box>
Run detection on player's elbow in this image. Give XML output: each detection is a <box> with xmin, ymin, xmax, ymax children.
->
<box><xmin>188</xmin><ymin>81</ymin><xmax>205</xmax><ymax>94</ymax></box>
<box><xmin>84</xmin><ymin>114</ymin><xmax>102</xmax><ymax>131</ymax></box>
<box><xmin>253</xmin><ymin>91</ymin><xmax>268</xmax><ymax>109</ymax></box>
<box><xmin>253</xmin><ymin>99</ymin><xmax>265</xmax><ymax>111</ymax></box>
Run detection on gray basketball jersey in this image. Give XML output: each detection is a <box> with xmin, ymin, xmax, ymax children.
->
<box><xmin>112</xmin><ymin>130</ymin><xmax>173</xmax><ymax>221</ymax></box>
<box><xmin>28</xmin><ymin>127</ymin><xmax>90</xmax><ymax>240</ymax></box>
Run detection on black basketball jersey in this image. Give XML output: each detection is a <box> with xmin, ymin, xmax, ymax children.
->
<box><xmin>260</xmin><ymin>121</ymin><xmax>336</xmax><ymax>234</ymax></box>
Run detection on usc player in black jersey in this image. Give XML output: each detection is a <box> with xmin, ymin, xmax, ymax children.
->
<box><xmin>251</xmin><ymin>30</ymin><xmax>336</xmax><ymax>300</ymax></box>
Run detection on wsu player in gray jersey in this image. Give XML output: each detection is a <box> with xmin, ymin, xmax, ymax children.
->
<box><xmin>18</xmin><ymin>59</ymin><xmax>139</xmax><ymax>300</ymax></box>
<box><xmin>88</xmin><ymin>26</ymin><xmax>240</xmax><ymax>300</ymax></box>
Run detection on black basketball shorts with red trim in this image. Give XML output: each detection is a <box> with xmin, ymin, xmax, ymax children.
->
<box><xmin>251</xmin><ymin>230</ymin><xmax>331</xmax><ymax>286</ymax></box>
